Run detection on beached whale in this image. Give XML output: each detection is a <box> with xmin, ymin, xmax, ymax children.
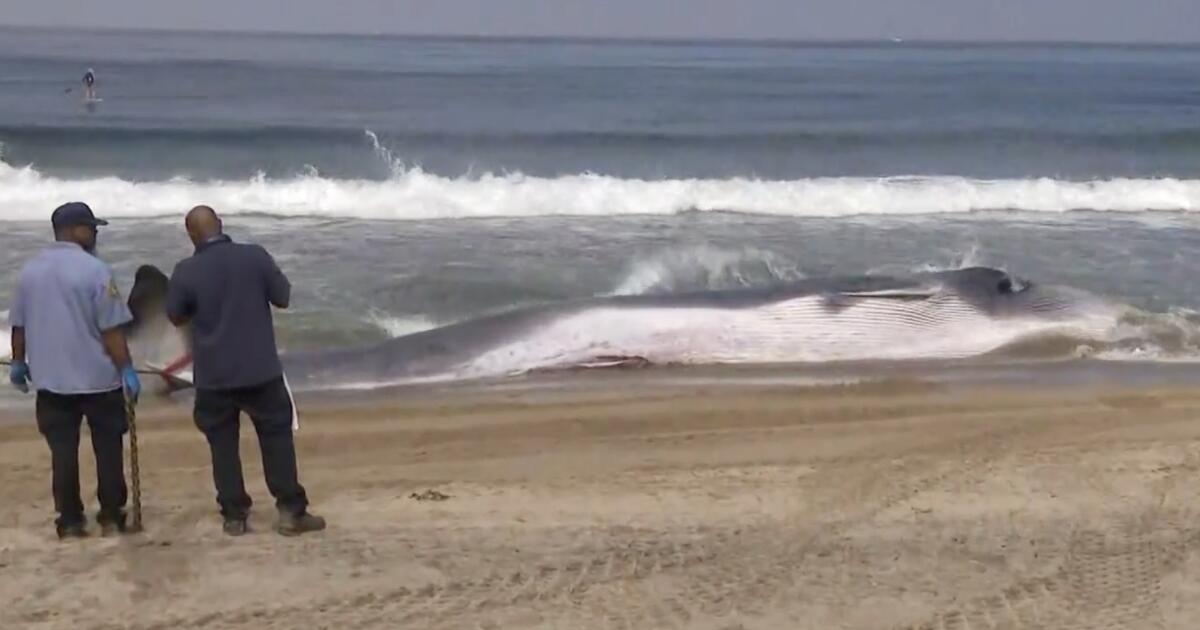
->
<box><xmin>124</xmin><ymin>265</ymin><xmax>1119</xmax><ymax>393</ymax></box>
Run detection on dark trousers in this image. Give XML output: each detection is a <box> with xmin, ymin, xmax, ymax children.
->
<box><xmin>193</xmin><ymin>377</ymin><xmax>308</xmax><ymax>519</ymax></box>
<box><xmin>36</xmin><ymin>388</ymin><xmax>128</xmax><ymax>528</ymax></box>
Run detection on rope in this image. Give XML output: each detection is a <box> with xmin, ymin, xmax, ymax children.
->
<box><xmin>125</xmin><ymin>392</ymin><xmax>143</xmax><ymax>533</ymax></box>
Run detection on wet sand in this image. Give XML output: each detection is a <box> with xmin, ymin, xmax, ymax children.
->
<box><xmin>2</xmin><ymin>368</ymin><xmax>1200</xmax><ymax>629</ymax></box>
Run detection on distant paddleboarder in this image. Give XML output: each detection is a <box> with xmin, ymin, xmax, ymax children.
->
<box><xmin>82</xmin><ymin>68</ymin><xmax>97</xmax><ymax>102</ymax></box>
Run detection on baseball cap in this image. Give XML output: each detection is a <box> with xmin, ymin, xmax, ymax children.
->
<box><xmin>51</xmin><ymin>202</ymin><xmax>109</xmax><ymax>230</ymax></box>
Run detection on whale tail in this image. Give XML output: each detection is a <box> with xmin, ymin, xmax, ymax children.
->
<box><xmin>125</xmin><ymin>264</ymin><xmax>194</xmax><ymax>392</ymax></box>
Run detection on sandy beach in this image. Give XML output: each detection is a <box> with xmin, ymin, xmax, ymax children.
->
<box><xmin>2</xmin><ymin>368</ymin><xmax>1200</xmax><ymax>629</ymax></box>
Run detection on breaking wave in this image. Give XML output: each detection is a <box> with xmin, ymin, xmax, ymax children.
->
<box><xmin>364</xmin><ymin>311</ymin><xmax>439</xmax><ymax>338</ymax></box>
<box><xmin>1</xmin><ymin>157</ymin><xmax>1198</xmax><ymax>222</ymax></box>
<box><xmin>607</xmin><ymin>245</ymin><xmax>806</xmax><ymax>296</ymax></box>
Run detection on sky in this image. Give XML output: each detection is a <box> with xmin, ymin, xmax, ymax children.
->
<box><xmin>2</xmin><ymin>0</ymin><xmax>1199</xmax><ymax>44</ymax></box>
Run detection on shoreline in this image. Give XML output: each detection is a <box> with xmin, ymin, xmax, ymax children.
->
<box><xmin>5</xmin><ymin>355</ymin><xmax>1200</xmax><ymax>418</ymax></box>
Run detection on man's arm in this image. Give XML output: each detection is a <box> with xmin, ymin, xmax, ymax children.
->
<box><xmin>10</xmin><ymin>327</ymin><xmax>25</xmax><ymax>363</ymax></box>
<box><xmin>8</xmin><ymin>274</ymin><xmax>32</xmax><ymax>392</ymax></box>
<box><xmin>101</xmin><ymin>324</ymin><xmax>141</xmax><ymax>403</ymax></box>
<box><xmin>94</xmin><ymin>269</ymin><xmax>135</xmax><ymax>368</ymax></box>
<box><xmin>262</xmin><ymin>247</ymin><xmax>291</xmax><ymax>309</ymax></box>
<box><xmin>94</xmin><ymin>268</ymin><xmax>141</xmax><ymax>400</ymax></box>
<box><xmin>10</xmin><ymin>271</ymin><xmax>27</xmax><ymax>361</ymax></box>
<box><xmin>8</xmin><ymin>326</ymin><xmax>29</xmax><ymax>392</ymax></box>
<box><xmin>100</xmin><ymin>327</ymin><xmax>133</xmax><ymax>370</ymax></box>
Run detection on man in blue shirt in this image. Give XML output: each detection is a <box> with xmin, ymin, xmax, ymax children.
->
<box><xmin>8</xmin><ymin>202</ymin><xmax>142</xmax><ymax>539</ymax></box>
<box><xmin>166</xmin><ymin>205</ymin><xmax>324</xmax><ymax>537</ymax></box>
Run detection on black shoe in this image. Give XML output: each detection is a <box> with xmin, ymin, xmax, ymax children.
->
<box><xmin>98</xmin><ymin>512</ymin><xmax>128</xmax><ymax>537</ymax></box>
<box><xmin>223</xmin><ymin>518</ymin><xmax>248</xmax><ymax>537</ymax></box>
<box><xmin>276</xmin><ymin>509</ymin><xmax>326</xmax><ymax>537</ymax></box>
<box><xmin>56</xmin><ymin>522</ymin><xmax>87</xmax><ymax>540</ymax></box>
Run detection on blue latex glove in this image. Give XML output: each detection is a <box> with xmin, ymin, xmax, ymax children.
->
<box><xmin>121</xmin><ymin>365</ymin><xmax>142</xmax><ymax>404</ymax></box>
<box><xmin>9</xmin><ymin>360</ymin><xmax>30</xmax><ymax>393</ymax></box>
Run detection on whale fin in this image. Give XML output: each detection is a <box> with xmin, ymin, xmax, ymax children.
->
<box><xmin>576</xmin><ymin>355</ymin><xmax>652</xmax><ymax>369</ymax></box>
<box><xmin>820</xmin><ymin>285</ymin><xmax>938</xmax><ymax>312</ymax></box>
<box><xmin>526</xmin><ymin>354</ymin><xmax>654</xmax><ymax>375</ymax></box>
<box><xmin>838</xmin><ymin>287</ymin><xmax>939</xmax><ymax>299</ymax></box>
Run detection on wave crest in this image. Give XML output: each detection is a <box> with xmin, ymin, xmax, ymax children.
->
<box><xmin>1</xmin><ymin>152</ymin><xmax>1199</xmax><ymax>221</ymax></box>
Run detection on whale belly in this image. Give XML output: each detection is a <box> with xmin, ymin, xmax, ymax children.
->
<box><xmin>456</xmin><ymin>295</ymin><xmax>1037</xmax><ymax>377</ymax></box>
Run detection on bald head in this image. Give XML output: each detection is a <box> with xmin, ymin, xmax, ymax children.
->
<box><xmin>185</xmin><ymin>205</ymin><xmax>223</xmax><ymax>247</ymax></box>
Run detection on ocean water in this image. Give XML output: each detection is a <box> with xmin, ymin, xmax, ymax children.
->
<box><xmin>3</xmin><ymin>27</ymin><xmax>1200</xmax><ymax>380</ymax></box>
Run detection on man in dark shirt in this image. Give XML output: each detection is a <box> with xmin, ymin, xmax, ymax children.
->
<box><xmin>166</xmin><ymin>205</ymin><xmax>324</xmax><ymax>537</ymax></box>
